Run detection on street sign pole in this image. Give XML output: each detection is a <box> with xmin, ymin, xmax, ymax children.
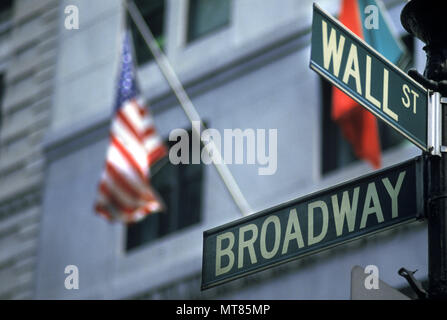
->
<box><xmin>428</xmin><ymin>93</ymin><xmax>447</xmax><ymax>299</ymax></box>
<box><xmin>428</xmin><ymin>98</ymin><xmax>447</xmax><ymax>299</ymax></box>
<box><xmin>401</xmin><ymin>0</ymin><xmax>447</xmax><ymax>299</ymax></box>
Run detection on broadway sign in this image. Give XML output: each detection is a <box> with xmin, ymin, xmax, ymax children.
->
<box><xmin>202</xmin><ymin>157</ymin><xmax>425</xmax><ymax>289</ymax></box>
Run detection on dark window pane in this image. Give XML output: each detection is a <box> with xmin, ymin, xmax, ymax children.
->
<box><xmin>126</xmin><ymin>130</ymin><xmax>204</xmax><ymax>251</ymax></box>
<box><xmin>320</xmin><ymin>78</ymin><xmax>356</xmax><ymax>174</ymax></box>
<box><xmin>178</xmin><ymin>166</ymin><xmax>202</xmax><ymax>229</ymax></box>
<box><xmin>126</xmin><ymin>214</ymin><xmax>160</xmax><ymax>250</ymax></box>
<box><xmin>321</xmin><ymin>76</ymin><xmax>405</xmax><ymax>174</ymax></box>
<box><xmin>188</xmin><ymin>0</ymin><xmax>230</xmax><ymax>42</ymax></box>
<box><xmin>0</xmin><ymin>0</ymin><xmax>12</xmax><ymax>24</ymax></box>
<box><xmin>378</xmin><ymin>119</ymin><xmax>405</xmax><ymax>151</ymax></box>
<box><xmin>129</xmin><ymin>0</ymin><xmax>165</xmax><ymax>66</ymax></box>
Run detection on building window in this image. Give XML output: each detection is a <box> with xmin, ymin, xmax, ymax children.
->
<box><xmin>128</xmin><ymin>0</ymin><xmax>165</xmax><ymax>66</ymax></box>
<box><xmin>187</xmin><ymin>0</ymin><xmax>230</xmax><ymax>43</ymax></box>
<box><xmin>320</xmin><ymin>77</ymin><xmax>407</xmax><ymax>174</ymax></box>
<box><xmin>126</xmin><ymin>130</ymin><xmax>204</xmax><ymax>251</ymax></box>
<box><xmin>321</xmin><ymin>35</ymin><xmax>414</xmax><ymax>174</ymax></box>
<box><xmin>0</xmin><ymin>0</ymin><xmax>12</xmax><ymax>24</ymax></box>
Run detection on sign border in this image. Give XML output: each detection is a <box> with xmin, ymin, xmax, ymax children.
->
<box><xmin>309</xmin><ymin>3</ymin><xmax>428</xmax><ymax>151</ymax></box>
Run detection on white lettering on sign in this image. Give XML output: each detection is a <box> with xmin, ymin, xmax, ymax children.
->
<box><xmin>260</xmin><ymin>216</ymin><xmax>281</xmax><ymax>259</ymax></box>
<box><xmin>281</xmin><ymin>208</ymin><xmax>305</xmax><ymax>254</ymax></box>
<box><xmin>331</xmin><ymin>187</ymin><xmax>359</xmax><ymax>236</ymax></box>
<box><xmin>308</xmin><ymin>200</ymin><xmax>329</xmax><ymax>246</ymax></box>
<box><xmin>216</xmin><ymin>232</ymin><xmax>235</xmax><ymax>276</ymax></box>
<box><xmin>365</xmin><ymin>55</ymin><xmax>381</xmax><ymax>109</ymax></box>
<box><xmin>322</xmin><ymin>20</ymin><xmax>345</xmax><ymax>77</ymax></box>
<box><xmin>214</xmin><ymin>171</ymin><xmax>407</xmax><ymax>276</ymax></box>
<box><xmin>342</xmin><ymin>44</ymin><xmax>362</xmax><ymax>94</ymax></box>
<box><xmin>359</xmin><ymin>182</ymin><xmax>384</xmax><ymax>229</ymax></box>
<box><xmin>402</xmin><ymin>84</ymin><xmax>419</xmax><ymax>114</ymax></box>
<box><xmin>382</xmin><ymin>171</ymin><xmax>406</xmax><ymax>218</ymax></box>
<box><xmin>320</xmin><ymin>20</ymin><xmax>420</xmax><ymax>123</ymax></box>
<box><xmin>238</xmin><ymin>224</ymin><xmax>258</xmax><ymax>269</ymax></box>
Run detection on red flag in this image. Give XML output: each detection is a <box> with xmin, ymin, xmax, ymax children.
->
<box><xmin>332</xmin><ymin>0</ymin><xmax>381</xmax><ymax>169</ymax></box>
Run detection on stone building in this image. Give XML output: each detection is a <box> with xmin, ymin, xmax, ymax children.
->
<box><xmin>0</xmin><ymin>0</ymin><xmax>58</xmax><ymax>299</ymax></box>
<box><xmin>0</xmin><ymin>0</ymin><xmax>427</xmax><ymax>299</ymax></box>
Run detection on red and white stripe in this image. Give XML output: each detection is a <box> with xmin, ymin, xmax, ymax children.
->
<box><xmin>95</xmin><ymin>97</ymin><xmax>167</xmax><ymax>223</ymax></box>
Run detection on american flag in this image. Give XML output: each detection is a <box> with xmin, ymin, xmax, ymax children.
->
<box><xmin>95</xmin><ymin>32</ymin><xmax>167</xmax><ymax>223</ymax></box>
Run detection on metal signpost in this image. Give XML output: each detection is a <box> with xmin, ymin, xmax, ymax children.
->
<box><xmin>400</xmin><ymin>0</ymin><xmax>447</xmax><ymax>299</ymax></box>
<box><xmin>202</xmin><ymin>157</ymin><xmax>424</xmax><ymax>290</ymax></box>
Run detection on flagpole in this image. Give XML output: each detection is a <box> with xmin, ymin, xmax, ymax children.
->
<box><xmin>124</xmin><ymin>0</ymin><xmax>252</xmax><ymax>217</ymax></box>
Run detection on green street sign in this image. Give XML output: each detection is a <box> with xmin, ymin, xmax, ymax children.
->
<box><xmin>201</xmin><ymin>157</ymin><xmax>425</xmax><ymax>290</ymax></box>
<box><xmin>310</xmin><ymin>4</ymin><xmax>429</xmax><ymax>151</ymax></box>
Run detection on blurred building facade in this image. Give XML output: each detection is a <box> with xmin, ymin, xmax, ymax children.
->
<box><xmin>0</xmin><ymin>0</ymin><xmax>428</xmax><ymax>299</ymax></box>
<box><xmin>0</xmin><ymin>0</ymin><xmax>58</xmax><ymax>299</ymax></box>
